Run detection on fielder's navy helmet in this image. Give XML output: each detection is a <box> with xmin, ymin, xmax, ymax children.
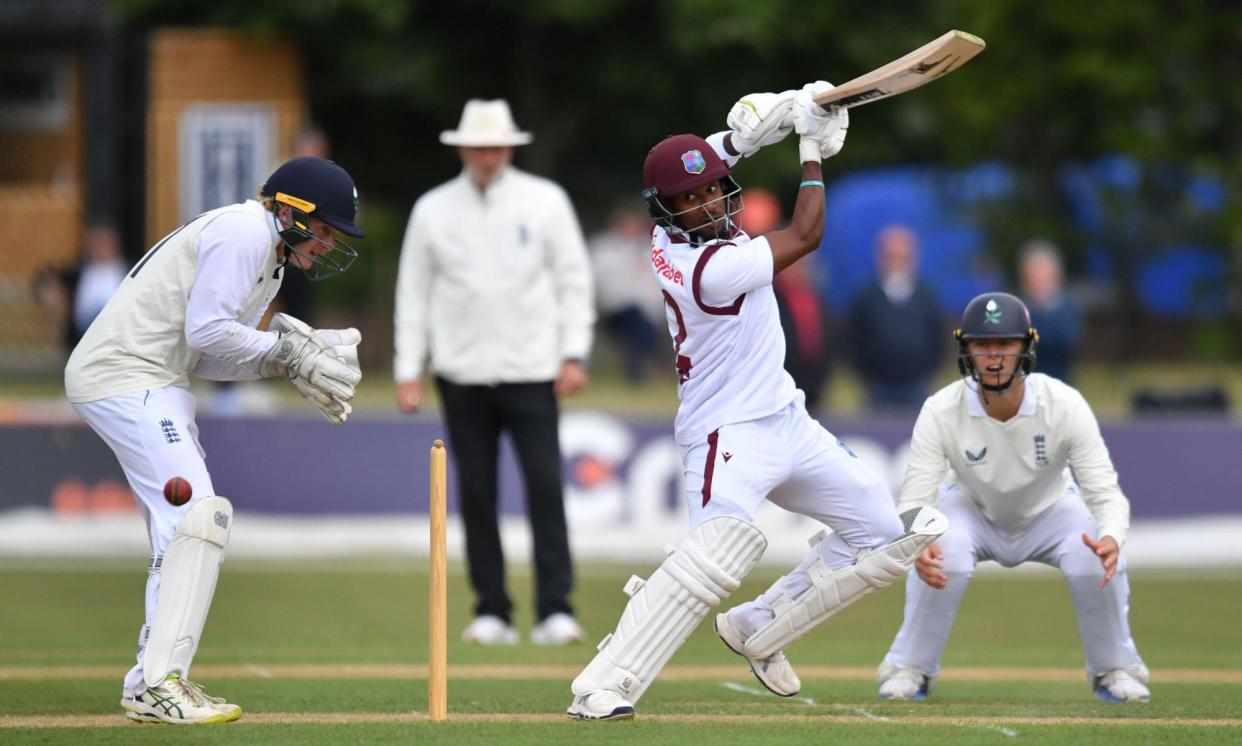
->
<box><xmin>954</xmin><ymin>292</ymin><xmax>1040</xmax><ymax>391</ymax></box>
<box><xmin>262</xmin><ymin>157</ymin><xmax>364</xmax><ymax>238</ymax></box>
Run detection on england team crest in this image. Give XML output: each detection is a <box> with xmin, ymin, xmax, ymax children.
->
<box><xmin>681</xmin><ymin>150</ymin><xmax>706</xmax><ymax>174</ymax></box>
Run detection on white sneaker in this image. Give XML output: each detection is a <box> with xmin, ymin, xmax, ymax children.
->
<box><xmin>1094</xmin><ymin>666</ymin><xmax>1151</xmax><ymax>703</ymax></box>
<box><xmin>121</xmin><ymin>675</ymin><xmax>232</xmax><ymax>724</ymax></box>
<box><xmin>566</xmin><ymin>690</ymin><xmax>635</xmax><ymax>720</ymax></box>
<box><xmin>531</xmin><ymin>613</ymin><xmax>585</xmax><ymax>645</ymax></box>
<box><xmin>182</xmin><ymin>678</ymin><xmax>243</xmax><ymax>722</ymax></box>
<box><xmin>876</xmin><ymin>664</ymin><xmax>931</xmax><ymax>701</ymax></box>
<box><xmin>461</xmin><ymin>614</ymin><xmax>519</xmax><ymax>645</ymax></box>
<box><xmin>714</xmin><ymin>612</ymin><xmax>801</xmax><ymax>697</ymax></box>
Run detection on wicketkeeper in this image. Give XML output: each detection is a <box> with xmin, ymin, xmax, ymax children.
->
<box><xmin>65</xmin><ymin>156</ymin><xmax>365</xmax><ymax>724</ymax></box>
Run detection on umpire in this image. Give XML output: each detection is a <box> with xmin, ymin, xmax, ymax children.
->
<box><xmin>394</xmin><ymin>99</ymin><xmax>594</xmax><ymax>646</ymax></box>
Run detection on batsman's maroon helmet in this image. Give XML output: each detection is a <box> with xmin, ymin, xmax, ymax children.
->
<box><xmin>642</xmin><ymin>134</ymin><xmax>731</xmax><ymax>198</ymax></box>
<box><xmin>641</xmin><ymin>134</ymin><xmax>741</xmax><ymax>236</ymax></box>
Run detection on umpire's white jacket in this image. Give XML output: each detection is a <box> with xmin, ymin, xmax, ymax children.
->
<box><xmin>393</xmin><ymin>166</ymin><xmax>594</xmax><ymax>385</ymax></box>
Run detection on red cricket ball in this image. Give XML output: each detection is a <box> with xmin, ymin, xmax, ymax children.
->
<box><xmin>163</xmin><ymin>477</ymin><xmax>193</xmax><ymax>506</ymax></box>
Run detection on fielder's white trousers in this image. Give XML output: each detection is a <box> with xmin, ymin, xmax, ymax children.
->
<box><xmin>72</xmin><ymin>386</ymin><xmax>216</xmax><ymax>697</ymax></box>
<box><xmin>882</xmin><ymin>483</ymin><xmax>1145</xmax><ymax>678</ymax></box>
<box><xmin>680</xmin><ymin>394</ymin><xmax>905</xmax><ymax>631</ymax></box>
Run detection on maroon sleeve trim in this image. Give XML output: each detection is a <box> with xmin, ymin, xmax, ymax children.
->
<box><xmin>692</xmin><ymin>242</ymin><xmax>745</xmax><ymax>316</ymax></box>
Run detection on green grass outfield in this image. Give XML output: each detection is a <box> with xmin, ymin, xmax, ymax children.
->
<box><xmin>1</xmin><ymin>560</ymin><xmax>1240</xmax><ymax>743</ymax></box>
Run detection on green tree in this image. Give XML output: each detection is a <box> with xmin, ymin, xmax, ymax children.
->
<box><xmin>112</xmin><ymin>0</ymin><xmax>1241</xmax><ymax>357</ymax></box>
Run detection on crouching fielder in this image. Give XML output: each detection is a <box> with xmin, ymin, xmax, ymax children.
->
<box><xmin>566</xmin><ymin>84</ymin><xmax>946</xmax><ymax>721</ymax></box>
<box><xmin>65</xmin><ymin>157</ymin><xmax>365</xmax><ymax>724</ymax></box>
<box><xmin>875</xmin><ymin>292</ymin><xmax>1149</xmax><ymax>703</ymax></box>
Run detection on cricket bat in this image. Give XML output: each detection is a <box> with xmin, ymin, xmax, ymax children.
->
<box><xmin>813</xmin><ymin>30</ymin><xmax>986</xmax><ymax>109</ymax></box>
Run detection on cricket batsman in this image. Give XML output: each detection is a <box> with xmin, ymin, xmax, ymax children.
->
<box><xmin>64</xmin><ymin>156</ymin><xmax>365</xmax><ymax>723</ymax></box>
<box><xmin>874</xmin><ymin>292</ymin><xmax>1150</xmax><ymax>703</ymax></box>
<box><xmin>566</xmin><ymin>83</ymin><xmax>947</xmax><ymax>721</ymax></box>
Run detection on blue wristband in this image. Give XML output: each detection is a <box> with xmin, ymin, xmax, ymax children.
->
<box><xmin>799</xmin><ymin>180</ymin><xmax>825</xmax><ymax>189</ymax></box>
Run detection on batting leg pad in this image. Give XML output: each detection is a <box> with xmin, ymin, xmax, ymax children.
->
<box><xmin>571</xmin><ymin>516</ymin><xmax>767</xmax><ymax>704</ymax></box>
<box><xmin>143</xmin><ymin>496</ymin><xmax>233</xmax><ymax>688</ymax></box>
<box><xmin>744</xmin><ymin>506</ymin><xmax>946</xmax><ymax>658</ymax></box>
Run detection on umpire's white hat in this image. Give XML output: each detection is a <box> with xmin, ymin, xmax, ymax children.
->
<box><xmin>440</xmin><ymin>99</ymin><xmax>533</xmax><ymax>147</ymax></box>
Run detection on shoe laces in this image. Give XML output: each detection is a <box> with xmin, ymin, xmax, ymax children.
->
<box><xmin>166</xmin><ymin>676</ymin><xmax>213</xmax><ymax>707</ymax></box>
<box><xmin>181</xmin><ymin>678</ymin><xmax>225</xmax><ymax>705</ymax></box>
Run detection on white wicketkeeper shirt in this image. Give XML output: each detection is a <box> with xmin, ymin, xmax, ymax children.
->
<box><xmin>65</xmin><ymin>200</ymin><xmax>284</xmax><ymax>402</ymax></box>
<box><xmin>897</xmin><ymin>373</ymin><xmax>1131</xmax><ymax>545</ymax></box>
<box><xmin>393</xmin><ymin>166</ymin><xmax>594</xmax><ymax>384</ymax></box>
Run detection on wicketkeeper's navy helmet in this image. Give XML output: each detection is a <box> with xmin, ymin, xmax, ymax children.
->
<box><xmin>261</xmin><ymin>157</ymin><xmax>363</xmax><ymax>280</ymax></box>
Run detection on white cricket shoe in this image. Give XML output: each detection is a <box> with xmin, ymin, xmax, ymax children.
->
<box><xmin>1094</xmin><ymin>666</ymin><xmax>1151</xmax><ymax>703</ymax></box>
<box><xmin>530</xmin><ymin>613</ymin><xmax>585</xmax><ymax>645</ymax></box>
<box><xmin>876</xmin><ymin>664</ymin><xmax>931</xmax><ymax>701</ymax></box>
<box><xmin>566</xmin><ymin>690</ymin><xmax>635</xmax><ymax>720</ymax></box>
<box><xmin>121</xmin><ymin>675</ymin><xmax>232</xmax><ymax>724</ymax></box>
<box><xmin>714</xmin><ymin>612</ymin><xmax>801</xmax><ymax>697</ymax></box>
<box><xmin>461</xmin><ymin>614</ymin><xmax>519</xmax><ymax>645</ymax></box>
<box><xmin>182</xmin><ymin>678</ymin><xmax>243</xmax><ymax>722</ymax></box>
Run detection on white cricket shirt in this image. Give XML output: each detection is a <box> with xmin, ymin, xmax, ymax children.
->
<box><xmin>898</xmin><ymin>373</ymin><xmax>1131</xmax><ymax>545</ymax></box>
<box><xmin>65</xmin><ymin>200</ymin><xmax>284</xmax><ymax>402</ymax></box>
<box><xmin>393</xmin><ymin>166</ymin><xmax>594</xmax><ymax>384</ymax></box>
<box><xmin>647</xmin><ymin>134</ymin><xmax>797</xmax><ymax>445</ymax></box>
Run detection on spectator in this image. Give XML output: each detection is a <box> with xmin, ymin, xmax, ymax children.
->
<box><xmin>72</xmin><ymin>224</ymin><xmax>128</xmax><ymax>340</ymax></box>
<box><xmin>739</xmin><ymin>189</ymin><xmax>831</xmax><ymax>412</ymax></box>
<box><xmin>394</xmin><ymin>99</ymin><xmax>594</xmax><ymax>646</ymax></box>
<box><xmin>849</xmin><ymin>224</ymin><xmax>944</xmax><ymax>412</ymax></box>
<box><xmin>34</xmin><ymin>222</ymin><xmax>127</xmax><ymax>350</ymax></box>
<box><xmin>1019</xmin><ymin>239</ymin><xmax>1080</xmax><ymax>383</ymax></box>
<box><xmin>290</xmin><ymin>124</ymin><xmax>331</xmax><ymax>159</ymax></box>
<box><xmin>589</xmin><ymin>205</ymin><xmax>664</xmax><ymax>384</ymax></box>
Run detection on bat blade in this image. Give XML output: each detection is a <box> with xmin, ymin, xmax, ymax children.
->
<box><xmin>814</xmin><ymin>30</ymin><xmax>985</xmax><ymax>110</ymax></box>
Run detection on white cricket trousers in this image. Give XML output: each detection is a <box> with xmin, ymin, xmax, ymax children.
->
<box><xmin>882</xmin><ymin>483</ymin><xmax>1145</xmax><ymax>678</ymax></box>
<box><xmin>72</xmin><ymin>386</ymin><xmax>217</xmax><ymax>697</ymax></box>
<box><xmin>680</xmin><ymin>394</ymin><xmax>904</xmax><ymax>631</ymax></box>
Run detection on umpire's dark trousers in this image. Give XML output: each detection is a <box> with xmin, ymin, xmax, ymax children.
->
<box><xmin>434</xmin><ymin>377</ymin><xmax>574</xmax><ymax>623</ymax></box>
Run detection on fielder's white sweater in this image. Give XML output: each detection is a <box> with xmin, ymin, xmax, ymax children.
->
<box><xmin>897</xmin><ymin>373</ymin><xmax>1130</xmax><ymax>546</ymax></box>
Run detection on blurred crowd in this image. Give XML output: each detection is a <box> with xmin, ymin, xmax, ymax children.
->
<box><xmin>585</xmin><ymin>186</ymin><xmax>1083</xmax><ymax>415</ymax></box>
<box><xmin>35</xmin><ymin>187</ymin><xmax>1087</xmax><ymax>419</ymax></box>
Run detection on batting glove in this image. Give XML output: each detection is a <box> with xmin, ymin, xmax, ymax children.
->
<box><xmin>727</xmin><ymin>90</ymin><xmax>797</xmax><ymax>157</ymax></box>
<box><xmin>794</xmin><ymin>81</ymin><xmax>849</xmax><ymax>162</ymax></box>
